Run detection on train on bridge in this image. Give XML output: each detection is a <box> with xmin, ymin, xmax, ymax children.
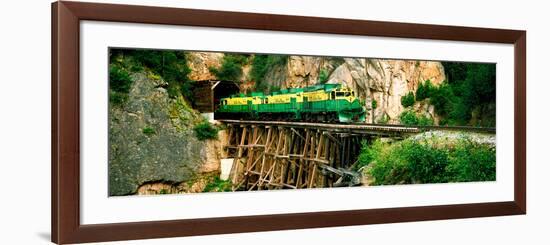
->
<box><xmin>215</xmin><ymin>84</ymin><xmax>366</xmax><ymax>123</ymax></box>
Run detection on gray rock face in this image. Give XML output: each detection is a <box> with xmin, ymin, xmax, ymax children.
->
<box><xmin>109</xmin><ymin>72</ymin><xmax>206</xmax><ymax>196</ymax></box>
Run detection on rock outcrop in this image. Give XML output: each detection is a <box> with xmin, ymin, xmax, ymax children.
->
<box><xmin>109</xmin><ymin>72</ymin><xmax>222</xmax><ymax>196</ymax></box>
<box><xmin>187</xmin><ymin>52</ymin><xmax>224</xmax><ymax>81</ymax></box>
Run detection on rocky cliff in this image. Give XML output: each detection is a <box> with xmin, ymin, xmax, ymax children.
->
<box><xmin>186</xmin><ymin>53</ymin><xmax>446</xmax><ymax>123</ymax></box>
<box><xmin>109</xmin><ymin>71</ymin><xmax>224</xmax><ymax>196</ymax></box>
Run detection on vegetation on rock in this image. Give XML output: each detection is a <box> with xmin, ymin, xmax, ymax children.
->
<box><xmin>202</xmin><ymin>176</ymin><xmax>232</xmax><ymax>192</ymax></box>
<box><xmin>110</xmin><ymin>49</ymin><xmax>193</xmax><ymax>100</ymax></box>
<box><xmin>400</xmin><ymin>91</ymin><xmax>415</xmax><ymax>108</ymax></box>
<box><xmin>371</xmin><ymin>99</ymin><xmax>378</xmax><ymax>110</ymax></box>
<box><xmin>193</xmin><ymin>121</ymin><xmax>219</xmax><ymax>141</ymax></box>
<box><xmin>422</xmin><ymin>63</ymin><xmax>496</xmax><ymax>126</ymax></box>
<box><xmin>142</xmin><ymin>126</ymin><xmax>155</xmax><ymax>136</ymax></box>
<box><xmin>415</xmin><ymin>79</ymin><xmax>434</xmax><ymax>101</ymax></box>
<box><xmin>250</xmin><ymin>54</ymin><xmax>288</xmax><ymax>91</ymax></box>
<box><xmin>318</xmin><ymin>69</ymin><xmax>329</xmax><ymax>84</ymax></box>
<box><xmin>209</xmin><ymin>54</ymin><xmax>248</xmax><ymax>82</ymax></box>
<box><xmin>399</xmin><ymin>110</ymin><xmax>433</xmax><ymax>126</ymax></box>
<box><xmin>377</xmin><ymin>114</ymin><xmax>389</xmax><ymax>124</ymax></box>
<box><xmin>108</xmin><ymin>64</ymin><xmax>133</xmax><ymax>106</ymax></box>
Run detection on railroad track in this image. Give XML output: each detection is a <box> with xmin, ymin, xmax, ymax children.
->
<box><xmin>218</xmin><ymin>120</ymin><xmax>496</xmax><ymax>134</ymax></box>
<box><xmin>348</xmin><ymin>122</ymin><xmax>496</xmax><ymax>133</ymax></box>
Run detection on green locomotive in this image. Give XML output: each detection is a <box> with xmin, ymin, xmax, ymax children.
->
<box><xmin>215</xmin><ymin>84</ymin><xmax>366</xmax><ymax>122</ymax></box>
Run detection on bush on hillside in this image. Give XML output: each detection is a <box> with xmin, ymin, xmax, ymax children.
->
<box><xmin>357</xmin><ymin>138</ymin><xmax>495</xmax><ymax>185</ymax></box>
<box><xmin>193</xmin><ymin>121</ymin><xmax>219</xmax><ymax>140</ymax></box>
<box><xmin>401</xmin><ymin>92</ymin><xmax>415</xmax><ymax>108</ymax></box>
<box><xmin>399</xmin><ymin>110</ymin><xmax>433</xmax><ymax>126</ymax></box>
<box><xmin>415</xmin><ymin>80</ymin><xmax>434</xmax><ymax>101</ymax></box>
<box><xmin>109</xmin><ymin>64</ymin><xmax>133</xmax><ymax>106</ymax></box>
<box><xmin>209</xmin><ymin>54</ymin><xmax>249</xmax><ymax>82</ymax></box>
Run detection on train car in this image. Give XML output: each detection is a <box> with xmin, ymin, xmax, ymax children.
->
<box><xmin>215</xmin><ymin>84</ymin><xmax>366</xmax><ymax>123</ymax></box>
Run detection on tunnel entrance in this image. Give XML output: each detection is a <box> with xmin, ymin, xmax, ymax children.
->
<box><xmin>192</xmin><ymin>80</ymin><xmax>240</xmax><ymax>113</ymax></box>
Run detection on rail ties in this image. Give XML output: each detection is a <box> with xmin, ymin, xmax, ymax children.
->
<box><xmin>218</xmin><ymin>119</ymin><xmax>420</xmax><ymax>134</ymax></box>
<box><xmin>218</xmin><ymin>120</ymin><xmax>496</xmax><ymax>134</ymax></box>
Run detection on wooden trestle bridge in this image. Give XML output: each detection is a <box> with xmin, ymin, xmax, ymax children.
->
<box><xmin>220</xmin><ymin>120</ymin><xmax>421</xmax><ymax>191</ymax></box>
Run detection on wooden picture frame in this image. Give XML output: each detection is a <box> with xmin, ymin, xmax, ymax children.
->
<box><xmin>51</xmin><ymin>1</ymin><xmax>526</xmax><ymax>244</ymax></box>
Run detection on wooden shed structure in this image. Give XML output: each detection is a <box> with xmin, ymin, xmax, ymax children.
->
<box><xmin>192</xmin><ymin>80</ymin><xmax>240</xmax><ymax>113</ymax></box>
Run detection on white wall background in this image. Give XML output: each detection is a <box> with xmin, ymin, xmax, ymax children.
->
<box><xmin>0</xmin><ymin>0</ymin><xmax>547</xmax><ymax>244</ymax></box>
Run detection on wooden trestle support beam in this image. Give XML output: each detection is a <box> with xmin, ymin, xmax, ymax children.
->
<box><xmin>224</xmin><ymin>124</ymin><xmax>367</xmax><ymax>191</ymax></box>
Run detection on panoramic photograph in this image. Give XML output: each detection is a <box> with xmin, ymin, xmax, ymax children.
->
<box><xmin>108</xmin><ymin>48</ymin><xmax>496</xmax><ymax>196</ymax></box>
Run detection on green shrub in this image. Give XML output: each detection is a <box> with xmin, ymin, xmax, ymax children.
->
<box><xmin>193</xmin><ymin>121</ymin><xmax>219</xmax><ymax>140</ymax></box>
<box><xmin>109</xmin><ymin>65</ymin><xmax>133</xmax><ymax>106</ymax></box>
<box><xmin>203</xmin><ymin>176</ymin><xmax>232</xmax><ymax>192</ymax></box>
<box><xmin>109</xmin><ymin>91</ymin><xmax>128</xmax><ymax>106</ymax></box>
<box><xmin>318</xmin><ymin>69</ymin><xmax>329</xmax><ymax>84</ymax></box>
<box><xmin>109</xmin><ymin>65</ymin><xmax>133</xmax><ymax>93</ymax></box>
<box><xmin>401</xmin><ymin>92</ymin><xmax>415</xmax><ymax>108</ymax></box>
<box><xmin>400</xmin><ymin>140</ymin><xmax>449</xmax><ymax>183</ymax></box>
<box><xmin>142</xmin><ymin>126</ymin><xmax>155</xmax><ymax>136</ymax></box>
<box><xmin>417</xmin><ymin>115</ymin><xmax>434</xmax><ymax>126</ymax></box>
<box><xmin>399</xmin><ymin>110</ymin><xmax>418</xmax><ymax>125</ymax></box>
<box><xmin>359</xmin><ymin>138</ymin><xmax>495</xmax><ymax>185</ymax></box>
<box><xmin>111</xmin><ymin>49</ymin><xmax>192</xmax><ymax>99</ymax></box>
<box><xmin>209</xmin><ymin>54</ymin><xmax>248</xmax><ymax>81</ymax></box>
<box><xmin>359</xmin><ymin>140</ymin><xmax>412</xmax><ymax>185</ymax></box>
<box><xmin>377</xmin><ymin>113</ymin><xmax>389</xmax><ymax>124</ymax></box>
<box><xmin>415</xmin><ymin>80</ymin><xmax>433</xmax><ymax>101</ymax></box>
<box><xmin>446</xmin><ymin>140</ymin><xmax>496</xmax><ymax>182</ymax></box>
<box><xmin>399</xmin><ymin>111</ymin><xmax>433</xmax><ymax>126</ymax></box>
<box><xmin>131</xmin><ymin>50</ymin><xmax>190</xmax><ymax>84</ymax></box>
<box><xmin>371</xmin><ymin>99</ymin><xmax>377</xmax><ymax>110</ymax></box>
<box><xmin>356</xmin><ymin>140</ymin><xmax>378</xmax><ymax>170</ymax></box>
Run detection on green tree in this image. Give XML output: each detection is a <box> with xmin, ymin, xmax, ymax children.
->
<box><xmin>209</xmin><ymin>54</ymin><xmax>248</xmax><ymax>82</ymax></box>
<box><xmin>415</xmin><ymin>80</ymin><xmax>433</xmax><ymax>101</ymax></box>
<box><xmin>437</xmin><ymin>62</ymin><xmax>496</xmax><ymax>126</ymax></box>
<box><xmin>429</xmin><ymin>84</ymin><xmax>455</xmax><ymax>116</ymax></box>
<box><xmin>401</xmin><ymin>92</ymin><xmax>415</xmax><ymax>108</ymax></box>
<box><xmin>442</xmin><ymin>62</ymin><xmax>468</xmax><ymax>84</ymax></box>
<box><xmin>318</xmin><ymin>69</ymin><xmax>329</xmax><ymax>84</ymax></box>
<box><xmin>109</xmin><ymin>64</ymin><xmax>133</xmax><ymax>105</ymax></box>
<box><xmin>109</xmin><ymin>65</ymin><xmax>132</xmax><ymax>94</ymax></box>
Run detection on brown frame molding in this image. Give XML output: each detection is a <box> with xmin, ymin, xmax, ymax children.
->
<box><xmin>52</xmin><ymin>1</ymin><xmax>526</xmax><ymax>244</ymax></box>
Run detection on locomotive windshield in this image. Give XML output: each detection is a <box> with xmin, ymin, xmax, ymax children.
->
<box><xmin>336</xmin><ymin>92</ymin><xmax>351</xmax><ymax>97</ymax></box>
